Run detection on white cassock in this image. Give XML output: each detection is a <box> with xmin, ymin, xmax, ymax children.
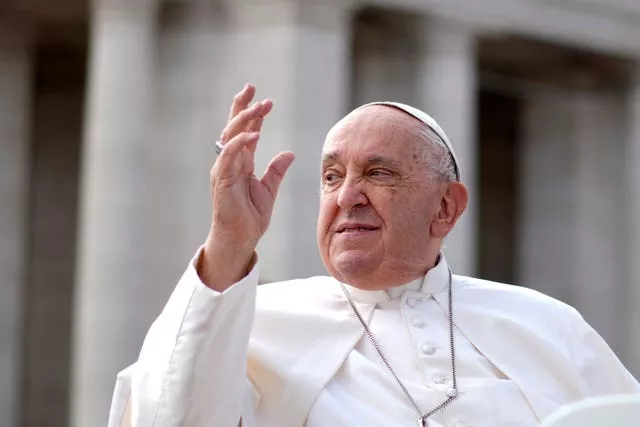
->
<box><xmin>107</xmin><ymin>251</ymin><xmax>640</xmax><ymax>427</ymax></box>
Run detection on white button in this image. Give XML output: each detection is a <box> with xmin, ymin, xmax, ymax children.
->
<box><xmin>412</xmin><ymin>318</ymin><xmax>425</xmax><ymax>328</ymax></box>
<box><xmin>406</xmin><ymin>296</ymin><xmax>424</xmax><ymax>308</ymax></box>
<box><xmin>421</xmin><ymin>343</ymin><xmax>438</xmax><ymax>355</ymax></box>
<box><xmin>432</xmin><ymin>373</ymin><xmax>447</xmax><ymax>384</ymax></box>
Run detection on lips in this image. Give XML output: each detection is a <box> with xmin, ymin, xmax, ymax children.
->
<box><xmin>336</xmin><ymin>223</ymin><xmax>380</xmax><ymax>233</ymax></box>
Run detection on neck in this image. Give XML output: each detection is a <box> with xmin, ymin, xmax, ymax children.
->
<box><xmin>340</xmin><ymin>255</ymin><xmax>441</xmax><ymax>291</ymax></box>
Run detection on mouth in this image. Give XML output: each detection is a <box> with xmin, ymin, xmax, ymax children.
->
<box><xmin>336</xmin><ymin>224</ymin><xmax>380</xmax><ymax>234</ymax></box>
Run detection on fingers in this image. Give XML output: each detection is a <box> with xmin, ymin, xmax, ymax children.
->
<box><xmin>214</xmin><ymin>132</ymin><xmax>260</xmax><ymax>178</ymax></box>
<box><xmin>261</xmin><ymin>152</ymin><xmax>295</xmax><ymax>198</ymax></box>
<box><xmin>229</xmin><ymin>84</ymin><xmax>255</xmax><ymax>121</ymax></box>
<box><xmin>220</xmin><ymin>100</ymin><xmax>272</xmax><ymax>145</ymax></box>
<box><xmin>247</xmin><ymin>100</ymin><xmax>273</xmax><ymax>133</ymax></box>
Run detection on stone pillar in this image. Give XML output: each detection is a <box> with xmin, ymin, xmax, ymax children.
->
<box><xmin>0</xmin><ymin>23</ymin><xmax>32</xmax><ymax>427</ymax></box>
<box><xmin>519</xmin><ymin>88</ymin><xmax>627</xmax><ymax>357</ymax></box>
<box><xmin>218</xmin><ymin>0</ymin><xmax>352</xmax><ymax>281</ymax></box>
<box><xmin>625</xmin><ymin>66</ymin><xmax>640</xmax><ymax>376</ymax></box>
<box><xmin>71</xmin><ymin>1</ymin><xmax>159</xmax><ymax>426</ymax></box>
<box><xmin>23</xmin><ymin>39</ymin><xmax>86</xmax><ymax>427</ymax></box>
<box><xmin>351</xmin><ymin>10</ymin><xmax>421</xmax><ymax>105</ymax></box>
<box><xmin>571</xmin><ymin>90</ymin><xmax>626</xmax><ymax>356</ymax></box>
<box><xmin>152</xmin><ymin>0</ymin><xmax>224</xmax><ymax>261</ymax></box>
<box><xmin>518</xmin><ymin>89</ymin><xmax>577</xmax><ymax>301</ymax></box>
<box><xmin>417</xmin><ymin>20</ymin><xmax>478</xmax><ymax>275</ymax></box>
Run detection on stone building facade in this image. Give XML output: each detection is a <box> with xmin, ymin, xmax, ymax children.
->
<box><xmin>1</xmin><ymin>0</ymin><xmax>640</xmax><ymax>426</ymax></box>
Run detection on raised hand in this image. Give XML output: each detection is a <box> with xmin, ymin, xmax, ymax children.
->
<box><xmin>199</xmin><ymin>85</ymin><xmax>295</xmax><ymax>291</ymax></box>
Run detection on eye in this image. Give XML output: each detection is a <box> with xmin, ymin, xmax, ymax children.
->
<box><xmin>322</xmin><ymin>170</ymin><xmax>342</xmax><ymax>185</ymax></box>
<box><xmin>368</xmin><ymin>168</ymin><xmax>392</xmax><ymax>178</ymax></box>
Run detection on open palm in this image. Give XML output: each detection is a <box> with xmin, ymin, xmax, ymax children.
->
<box><xmin>201</xmin><ymin>85</ymin><xmax>294</xmax><ymax>290</ymax></box>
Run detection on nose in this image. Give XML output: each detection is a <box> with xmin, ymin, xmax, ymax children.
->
<box><xmin>337</xmin><ymin>176</ymin><xmax>368</xmax><ymax>210</ymax></box>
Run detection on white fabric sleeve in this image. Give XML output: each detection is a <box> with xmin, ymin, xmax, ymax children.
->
<box><xmin>571</xmin><ymin>314</ymin><xmax>640</xmax><ymax>394</ymax></box>
<box><xmin>107</xmin><ymin>249</ymin><xmax>260</xmax><ymax>427</ymax></box>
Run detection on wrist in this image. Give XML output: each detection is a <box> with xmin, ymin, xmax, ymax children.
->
<box><xmin>197</xmin><ymin>239</ymin><xmax>256</xmax><ymax>291</ymax></box>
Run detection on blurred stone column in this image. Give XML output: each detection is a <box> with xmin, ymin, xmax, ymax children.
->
<box><xmin>152</xmin><ymin>0</ymin><xmax>226</xmax><ymax>256</ymax></box>
<box><xmin>351</xmin><ymin>11</ymin><xmax>421</xmax><ymax>105</ymax></box>
<box><xmin>520</xmin><ymin>88</ymin><xmax>627</xmax><ymax>359</ymax></box>
<box><xmin>518</xmin><ymin>89</ymin><xmax>577</xmax><ymax>300</ymax></box>
<box><xmin>626</xmin><ymin>66</ymin><xmax>640</xmax><ymax>376</ymax></box>
<box><xmin>571</xmin><ymin>90</ymin><xmax>626</xmax><ymax>356</ymax></box>
<box><xmin>71</xmin><ymin>0</ymin><xmax>159</xmax><ymax>426</ymax></box>
<box><xmin>0</xmin><ymin>23</ymin><xmax>32</xmax><ymax>427</ymax></box>
<box><xmin>417</xmin><ymin>20</ymin><xmax>478</xmax><ymax>275</ymax></box>
<box><xmin>219</xmin><ymin>0</ymin><xmax>352</xmax><ymax>281</ymax></box>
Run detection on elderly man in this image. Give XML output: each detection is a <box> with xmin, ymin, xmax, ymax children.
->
<box><xmin>108</xmin><ymin>85</ymin><xmax>639</xmax><ymax>427</ymax></box>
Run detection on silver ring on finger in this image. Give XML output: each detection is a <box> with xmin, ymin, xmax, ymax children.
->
<box><xmin>215</xmin><ymin>140</ymin><xmax>224</xmax><ymax>155</ymax></box>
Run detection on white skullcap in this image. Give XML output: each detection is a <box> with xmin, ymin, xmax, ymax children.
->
<box><xmin>355</xmin><ymin>101</ymin><xmax>461</xmax><ymax>181</ymax></box>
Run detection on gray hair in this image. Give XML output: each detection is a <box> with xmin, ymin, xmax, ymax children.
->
<box><xmin>354</xmin><ymin>102</ymin><xmax>461</xmax><ymax>183</ymax></box>
<box><xmin>419</xmin><ymin>125</ymin><xmax>459</xmax><ymax>183</ymax></box>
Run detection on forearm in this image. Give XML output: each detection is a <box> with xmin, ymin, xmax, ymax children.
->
<box><xmin>198</xmin><ymin>235</ymin><xmax>256</xmax><ymax>292</ymax></box>
<box><xmin>109</xmin><ymin>249</ymin><xmax>260</xmax><ymax>427</ymax></box>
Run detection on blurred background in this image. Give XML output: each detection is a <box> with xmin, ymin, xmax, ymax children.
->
<box><xmin>1</xmin><ymin>0</ymin><xmax>640</xmax><ymax>425</ymax></box>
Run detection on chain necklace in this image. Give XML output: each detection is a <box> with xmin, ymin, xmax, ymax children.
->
<box><xmin>340</xmin><ymin>268</ymin><xmax>458</xmax><ymax>427</ymax></box>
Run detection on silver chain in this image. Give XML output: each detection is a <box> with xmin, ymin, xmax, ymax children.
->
<box><xmin>340</xmin><ymin>268</ymin><xmax>458</xmax><ymax>426</ymax></box>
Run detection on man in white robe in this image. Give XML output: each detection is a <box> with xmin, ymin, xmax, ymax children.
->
<box><xmin>108</xmin><ymin>85</ymin><xmax>639</xmax><ymax>427</ymax></box>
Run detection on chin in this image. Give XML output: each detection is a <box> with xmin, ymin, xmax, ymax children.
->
<box><xmin>329</xmin><ymin>251</ymin><xmax>379</xmax><ymax>284</ymax></box>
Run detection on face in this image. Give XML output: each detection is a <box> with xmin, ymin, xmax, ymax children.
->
<box><xmin>316</xmin><ymin>106</ymin><xmax>467</xmax><ymax>290</ymax></box>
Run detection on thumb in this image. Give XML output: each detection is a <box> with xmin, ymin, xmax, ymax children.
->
<box><xmin>261</xmin><ymin>151</ymin><xmax>295</xmax><ymax>199</ymax></box>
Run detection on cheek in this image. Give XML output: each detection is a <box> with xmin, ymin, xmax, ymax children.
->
<box><xmin>367</xmin><ymin>188</ymin><xmax>395</xmax><ymax>219</ymax></box>
<box><xmin>317</xmin><ymin>195</ymin><xmax>337</xmax><ymax>241</ymax></box>
<box><xmin>372</xmin><ymin>187</ymin><xmax>412</xmax><ymax>223</ymax></box>
<box><xmin>383</xmin><ymin>193</ymin><xmax>436</xmax><ymax>240</ymax></box>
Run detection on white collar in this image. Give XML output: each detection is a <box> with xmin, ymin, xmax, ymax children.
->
<box><xmin>341</xmin><ymin>254</ymin><xmax>450</xmax><ymax>305</ymax></box>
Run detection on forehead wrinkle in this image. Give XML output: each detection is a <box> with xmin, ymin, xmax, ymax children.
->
<box><xmin>322</xmin><ymin>106</ymin><xmax>424</xmax><ymax>166</ymax></box>
<box><xmin>321</xmin><ymin>151</ymin><xmax>339</xmax><ymax>165</ymax></box>
<box><xmin>320</xmin><ymin>148</ymin><xmax>406</xmax><ymax>171</ymax></box>
<box><xmin>364</xmin><ymin>155</ymin><xmax>402</xmax><ymax>170</ymax></box>
<box><xmin>321</xmin><ymin>148</ymin><xmax>348</xmax><ymax>173</ymax></box>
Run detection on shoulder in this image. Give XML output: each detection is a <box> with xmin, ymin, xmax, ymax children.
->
<box><xmin>452</xmin><ymin>274</ymin><xmax>584</xmax><ymax>325</ymax></box>
<box><xmin>450</xmin><ymin>276</ymin><xmax>591</xmax><ymax>358</ymax></box>
<box><xmin>250</xmin><ymin>276</ymin><xmax>354</xmax><ymax>352</ymax></box>
<box><xmin>450</xmin><ymin>276</ymin><xmax>639</xmax><ymax>394</ymax></box>
<box><xmin>255</xmin><ymin>275</ymin><xmax>342</xmax><ymax>314</ymax></box>
<box><xmin>454</xmin><ymin>274</ymin><xmax>579</xmax><ymax>313</ymax></box>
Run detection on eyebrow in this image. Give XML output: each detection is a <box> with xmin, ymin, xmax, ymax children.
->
<box><xmin>321</xmin><ymin>152</ymin><xmax>402</xmax><ymax>170</ymax></box>
<box><xmin>321</xmin><ymin>152</ymin><xmax>339</xmax><ymax>165</ymax></box>
<box><xmin>364</xmin><ymin>155</ymin><xmax>402</xmax><ymax>170</ymax></box>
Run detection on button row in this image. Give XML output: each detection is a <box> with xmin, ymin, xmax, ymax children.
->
<box><xmin>431</xmin><ymin>373</ymin><xmax>448</xmax><ymax>385</ymax></box>
<box><xmin>421</xmin><ymin>342</ymin><xmax>438</xmax><ymax>355</ymax></box>
<box><xmin>406</xmin><ymin>296</ymin><xmax>425</xmax><ymax>308</ymax></box>
<box><xmin>412</xmin><ymin>318</ymin><xmax>425</xmax><ymax>328</ymax></box>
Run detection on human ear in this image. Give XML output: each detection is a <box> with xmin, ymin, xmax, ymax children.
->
<box><xmin>430</xmin><ymin>182</ymin><xmax>468</xmax><ymax>239</ymax></box>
